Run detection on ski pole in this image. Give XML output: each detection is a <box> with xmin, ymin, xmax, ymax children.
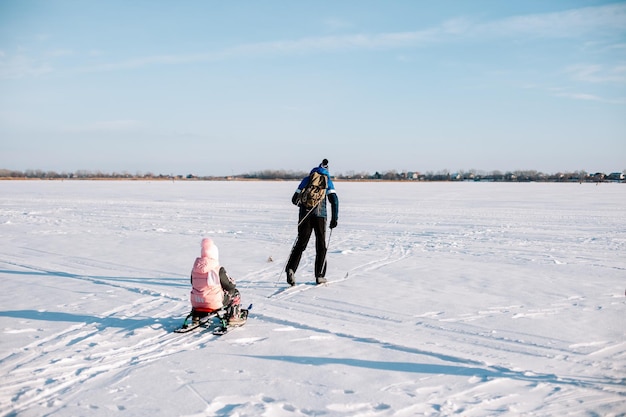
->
<box><xmin>296</xmin><ymin>202</ymin><xmax>319</xmax><ymax>228</ymax></box>
<box><xmin>276</xmin><ymin>234</ymin><xmax>299</xmax><ymax>285</ymax></box>
<box><xmin>321</xmin><ymin>227</ymin><xmax>333</xmax><ymax>274</ymax></box>
<box><xmin>277</xmin><ymin>202</ymin><xmax>321</xmax><ymax>285</ymax></box>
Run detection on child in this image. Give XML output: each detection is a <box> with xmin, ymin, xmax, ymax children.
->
<box><xmin>190</xmin><ymin>238</ymin><xmax>244</xmax><ymax>325</ymax></box>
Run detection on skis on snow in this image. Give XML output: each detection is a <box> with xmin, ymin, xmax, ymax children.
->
<box><xmin>212</xmin><ymin>306</ymin><xmax>250</xmax><ymax>336</ymax></box>
<box><xmin>267</xmin><ymin>272</ymin><xmax>349</xmax><ymax>299</ymax></box>
<box><xmin>174</xmin><ymin>304</ymin><xmax>252</xmax><ymax>336</ymax></box>
<box><xmin>174</xmin><ymin>312</ymin><xmax>218</xmax><ymax>333</ymax></box>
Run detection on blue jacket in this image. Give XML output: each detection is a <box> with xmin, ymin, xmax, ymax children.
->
<box><xmin>294</xmin><ymin>166</ymin><xmax>339</xmax><ymax>220</ymax></box>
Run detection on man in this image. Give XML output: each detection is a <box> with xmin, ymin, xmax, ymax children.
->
<box><xmin>286</xmin><ymin>159</ymin><xmax>339</xmax><ymax>285</ymax></box>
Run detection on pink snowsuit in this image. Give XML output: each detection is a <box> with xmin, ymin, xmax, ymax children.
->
<box><xmin>190</xmin><ymin>238</ymin><xmax>224</xmax><ymax>311</ymax></box>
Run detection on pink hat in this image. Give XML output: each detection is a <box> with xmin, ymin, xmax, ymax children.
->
<box><xmin>200</xmin><ymin>238</ymin><xmax>219</xmax><ymax>260</ymax></box>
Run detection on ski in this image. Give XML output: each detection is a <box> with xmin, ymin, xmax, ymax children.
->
<box><xmin>174</xmin><ymin>304</ymin><xmax>252</xmax><ymax>335</ymax></box>
<box><xmin>268</xmin><ymin>272</ymin><xmax>349</xmax><ymax>300</ymax></box>
<box><xmin>212</xmin><ymin>305</ymin><xmax>252</xmax><ymax>336</ymax></box>
<box><xmin>212</xmin><ymin>320</ymin><xmax>245</xmax><ymax>336</ymax></box>
<box><xmin>267</xmin><ymin>283</ymin><xmax>309</xmax><ymax>299</ymax></box>
<box><xmin>212</xmin><ymin>326</ymin><xmax>231</xmax><ymax>336</ymax></box>
<box><xmin>174</xmin><ymin>313</ymin><xmax>216</xmax><ymax>333</ymax></box>
<box><xmin>319</xmin><ymin>271</ymin><xmax>350</xmax><ymax>286</ymax></box>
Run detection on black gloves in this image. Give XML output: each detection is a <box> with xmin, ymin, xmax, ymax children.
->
<box><xmin>291</xmin><ymin>192</ymin><xmax>299</xmax><ymax>206</ymax></box>
<box><xmin>330</xmin><ymin>218</ymin><xmax>337</xmax><ymax>229</ymax></box>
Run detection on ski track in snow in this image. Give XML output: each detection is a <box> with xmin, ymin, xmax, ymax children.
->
<box><xmin>0</xmin><ymin>181</ymin><xmax>625</xmax><ymax>416</ymax></box>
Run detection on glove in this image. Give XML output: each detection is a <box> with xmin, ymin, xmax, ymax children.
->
<box><xmin>329</xmin><ymin>218</ymin><xmax>337</xmax><ymax>229</ymax></box>
<box><xmin>291</xmin><ymin>192</ymin><xmax>299</xmax><ymax>206</ymax></box>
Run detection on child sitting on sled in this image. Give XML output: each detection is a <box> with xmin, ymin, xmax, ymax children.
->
<box><xmin>189</xmin><ymin>238</ymin><xmax>244</xmax><ymax>326</ymax></box>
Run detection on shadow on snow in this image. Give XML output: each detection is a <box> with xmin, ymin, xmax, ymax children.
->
<box><xmin>251</xmin><ymin>313</ymin><xmax>626</xmax><ymax>394</ymax></box>
<box><xmin>243</xmin><ymin>354</ymin><xmax>626</xmax><ymax>393</ymax></box>
<box><xmin>0</xmin><ymin>267</ymin><xmax>188</xmax><ymax>294</ymax></box>
<box><xmin>0</xmin><ymin>309</ymin><xmax>165</xmax><ymax>331</ymax></box>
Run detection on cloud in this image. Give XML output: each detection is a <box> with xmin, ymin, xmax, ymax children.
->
<box><xmin>322</xmin><ymin>17</ymin><xmax>354</xmax><ymax>32</ymax></box>
<box><xmin>2</xmin><ymin>3</ymin><xmax>624</xmax><ymax>78</ymax></box>
<box><xmin>566</xmin><ymin>64</ymin><xmax>626</xmax><ymax>84</ymax></box>
<box><xmin>555</xmin><ymin>91</ymin><xmax>604</xmax><ymax>101</ymax></box>
<box><xmin>478</xmin><ymin>3</ymin><xmax>626</xmax><ymax>38</ymax></box>
<box><xmin>45</xmin><ymin>48</ymin><xmax>74</xmax><ymax>58</ymax></box>
<box><xmin>545</xmin><ymin>85</ymin><xmax>626</xmax><ymax>104</ymax></box>
<box><xmin>93</xmin><ymin>3</ymin><xmax>626</xmax><ymax>68</ymax></box>
<box><xmin>0</xmin><ymin>54</ymin><xmax>53</xmax><ymax>78</ymax></box>
<box><xmin>63</xmin><ymin>120</ymin><xmax>145</xmax><ymax>133</ymax></box>
<box><xmin>0</xmin><ymin>46</ymin><xmax>71</xmax><ymax>78</ymax></box>
<box><xmin>238</xmin><ymin>3</ymin><xmax>626</xmax><ymax>53</ymax></box>
<box><xmin>76</xmin><ymin>53</ymin><xmax>210</xmax><ymax>73</ymax></box>
<box><xmin>552</xmin><ymin>90</ymin><xmax>626</xmax><ymax>105</ymax></box>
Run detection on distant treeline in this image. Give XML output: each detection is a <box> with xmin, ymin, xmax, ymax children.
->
<box><xmin>1</xmin><ymin>168</ymin><xmax>624</xmax><ymax>182</ymax></box>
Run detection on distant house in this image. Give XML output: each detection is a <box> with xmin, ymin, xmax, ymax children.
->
<box><xmin>607</xmin><ymin>172</ymin><xmax>625</xmax><ymax>181</ymax></box>
<box><xmin>592</xmin><ymin>172</ymin><xmax>606</xmax><ymax>182</ymax></box>
<box><xmin>407</xmin><ymin>172</ymin><xmax>420</xmax><ymax>180</ymax></box>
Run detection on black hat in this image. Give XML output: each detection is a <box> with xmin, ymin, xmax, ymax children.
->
<box><xmin>321</xmin><ymin>159</ymin><xmax>329</xmax><ymax>168</ymax></box>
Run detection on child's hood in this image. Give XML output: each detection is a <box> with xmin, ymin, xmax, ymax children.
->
<box><xmin>200</xmin><ymin>238</ymin><xmax>219</xmax><ymax>261</ymax></box>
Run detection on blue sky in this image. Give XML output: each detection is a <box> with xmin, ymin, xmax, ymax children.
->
<box><xmin>1</xmin><ymin>1</ymin><xmax>625</xmax><ymax>176</ymax></box>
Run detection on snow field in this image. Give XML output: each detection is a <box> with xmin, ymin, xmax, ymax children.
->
<box><xmin>0</xmin><ymin>180</ymin><xmax>624</xmax><ymax>416</ymax></box>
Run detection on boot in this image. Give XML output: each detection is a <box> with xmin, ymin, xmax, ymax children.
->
<box><xmin>287</xmin><ymin>269</ymin><xmax>296</xmax><ymax>286</ymax></box>
<box><xmin>228</xmin><ymin>304</ymin><xmax>246</xmax><ymax>326</ymax></box>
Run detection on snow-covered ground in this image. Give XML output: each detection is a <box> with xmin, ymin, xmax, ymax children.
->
<box><xmin>0</xmin><ymin>180</ymin><xmax>624</xmax><ymax>417</ymax></box>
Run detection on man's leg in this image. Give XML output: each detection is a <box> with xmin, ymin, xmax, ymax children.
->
<box><xmin>286</xmin><ymin>216</ymin><xmax>313</xmax><ymax>284</ymax></box>
<box><xmin>313</xmin><ymin>216</ymin><xmax>327</xmax><ymax>280</ymax></box>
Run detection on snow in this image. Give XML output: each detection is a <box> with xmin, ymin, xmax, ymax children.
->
<box><xmin>0</xmin><ymin>180</ymin><xmax>624</xmax><ymax>417</ymax></box>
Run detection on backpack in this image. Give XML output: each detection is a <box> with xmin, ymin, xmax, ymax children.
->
<box><xmin>298</xmin><ymin>171</ymin><xmax>328</xmax><ymax>210</ymax></box>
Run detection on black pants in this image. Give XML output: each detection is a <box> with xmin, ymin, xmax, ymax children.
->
<box><xmin>222</xmin><ymin>288</ymin><xmax>240</xmax><ymax>307</ymax></box>
<box><xmin>286</xmin><ymin>214</ymin><xmax>327</xmax><ymax>278</ymax></box>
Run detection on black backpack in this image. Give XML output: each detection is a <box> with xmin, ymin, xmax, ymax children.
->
<box><xmin>297</xmin><ymin>171</ymin><xmax>328</xmax><ymax>210</ymax></box>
